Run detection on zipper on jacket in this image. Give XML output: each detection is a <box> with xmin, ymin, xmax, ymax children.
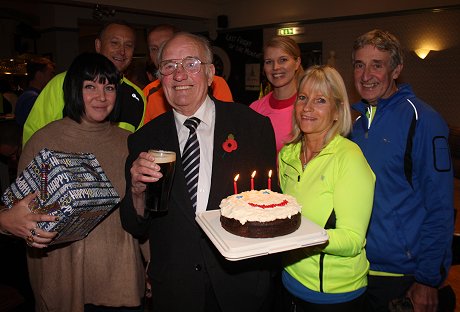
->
<box><xmin>366</xmin><ymin>106</ymin><xmax>372</xmax><ymax>130</ymax></box>
<box><xmin>319</xmin><ymin>252</ymin><xmax>325</xmax><ymax>292</ymax></box>
<box><xmin>318</xmin><ymin>209</ymin><xmax>335</xmax><ymax>292</ymax></box>
<box><xmin>364</xmin><ymin>105</ymin><xmax>373</xmax><ymax>139</ymax></box>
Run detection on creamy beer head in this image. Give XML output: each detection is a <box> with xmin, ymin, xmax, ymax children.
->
<box><xmin>148</xmin><ymin>150</ymin><xmax>176</xmax><ymax>164</ymax></box>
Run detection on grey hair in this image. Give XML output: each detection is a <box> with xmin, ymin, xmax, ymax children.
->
<box><xmin>352</xmin><ymin>29</ymin><xmax>403</xmax><ymax>70</ymax></box>
<box><xmin>156</xmin><ymin>32</ymin><xmax>213</xmax><ymax>78</ymax></box>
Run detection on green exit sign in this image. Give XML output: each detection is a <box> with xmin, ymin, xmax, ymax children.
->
<box><xmin>277</xmin><ymin>27</ymin><xmax>303</xmax><ymax>36</ymax></box>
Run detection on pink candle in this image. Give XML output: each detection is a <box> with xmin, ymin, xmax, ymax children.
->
<box><xmin>233</xmin><ymin>174</ymin><xmax>239</xmax><ymax>194</ymax></box>
<box><xmin>268</xmin><ymin>170</ymin><xmax>272</xmax><ymax>190</ymax></box>
<box><xmin>250</xmin><ymin>171</ymin><xmax>256</xmax><ymax>190</ymax></box>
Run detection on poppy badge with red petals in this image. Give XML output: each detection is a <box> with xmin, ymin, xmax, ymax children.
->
<box><xmin>222</xmin><ymin>134</ymin><xmax>238</xmax><ymax>153</ymax></box>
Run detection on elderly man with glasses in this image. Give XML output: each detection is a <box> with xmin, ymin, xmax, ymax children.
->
<box><xmin>142</xmin><ymin>24</ymin><xmax>233</xmax><ymax>124</ymax></box>
<box><xmin>120</xmin><ymin>32</ymin><xmax>279</xmax><ymax>312</ymax></box>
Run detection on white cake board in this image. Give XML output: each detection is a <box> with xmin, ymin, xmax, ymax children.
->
<box><xmin>196</xmin><ymin>210</ymin><xmax>329</xmax><ymax>261</ymax></box>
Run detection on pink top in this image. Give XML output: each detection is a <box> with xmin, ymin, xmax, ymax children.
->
<box><xmin>250</xmin><ymin>91</ymin><xmax>296</xmax><ymax>152</ymax></box>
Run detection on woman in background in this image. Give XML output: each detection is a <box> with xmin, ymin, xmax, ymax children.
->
<box><xmin>278</xmin><ymin>65</ymin><xmax>375</xmax><ymax>312</ymax></box>
<box><xmin>250</xmin><ymin>36</ymin><xmax>303</xmax><ymax>153</ymax></box>
<box><xmin>0</xmin><ymin>52</ymin><xmax>144</xmax><ymax>311</ymax></box>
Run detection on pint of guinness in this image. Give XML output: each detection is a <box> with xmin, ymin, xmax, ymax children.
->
<box><xmin>145</xmin><ymin>150</ymin><xmax>176</xmax><ymax>212</ymax></box>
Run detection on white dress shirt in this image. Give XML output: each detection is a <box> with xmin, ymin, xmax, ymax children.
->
<box><xmin>174</xmin><ymin>96</ymin><xmax>215</xmax><ymax>213</ymax></box>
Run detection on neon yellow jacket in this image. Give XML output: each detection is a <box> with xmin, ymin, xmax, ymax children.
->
<box><xmin>279</xmin><ymin>135</ymin><xmax>375</xmax><ymax>293</ymax></box>
<box><xmin>22</xmin><ymin>72</ymin><xmax>145</xmax><ymax>146</ymax></box>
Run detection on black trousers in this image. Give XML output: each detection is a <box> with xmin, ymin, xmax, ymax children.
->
<box><xmin>275</xmin><ymin>282</ymin><xmax>366</xmax><ymax>312</ymax></box>
<box><xmin>295</xmin><ymin>294</ymin><xmax>366</xmax><ymax>312</ymax></box>
<box><xmin>366</xmin><ymin>275</ymin><xmax>415</xmax><ymax>312</ymax></box>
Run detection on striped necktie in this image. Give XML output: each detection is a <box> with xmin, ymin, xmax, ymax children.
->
<box><xmin>182</xmin><ymin>117</ymin><xmax>201</xmax><ymax>210</ymax></box>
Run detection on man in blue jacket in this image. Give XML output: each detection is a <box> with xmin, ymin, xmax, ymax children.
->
<box><xmin>350</xmin><ymin>29</ymin><xmax>454</xmax><ymax>312</ymax></box>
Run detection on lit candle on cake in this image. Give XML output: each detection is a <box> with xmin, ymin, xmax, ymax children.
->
<box><xmin>268</xmin><ymin>170</ymin><xmax>272</xmax><ymax>190</ymax></box>
<box><xmin>233</xmin><ymin>174</ymin><xmax>239</xmax><ymax>194</ymax></box>
<box><xmin>250</xmin><ymin>171</ymin><xmax>256</xmax><ymax>190</ymax></box>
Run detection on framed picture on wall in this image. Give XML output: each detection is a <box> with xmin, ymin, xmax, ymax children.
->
<box><xmin>299</xmin><ymin>42</ymin><xmax>322</xmax><ymax>69</ymax></box>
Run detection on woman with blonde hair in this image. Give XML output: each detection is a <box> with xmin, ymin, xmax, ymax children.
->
<box><xmin>278</xmin><ymin>65</ymin><xmax>375</xmax><ymax>312</ymax></box>
<box><xmin>250</xmin><ymin>36</ymin><xmax>303</xmax><ymax>153</ymax></box>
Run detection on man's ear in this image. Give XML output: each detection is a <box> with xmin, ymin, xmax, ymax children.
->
<box><xmin>207</xmin><ymin>64</ymin><xmax>215</xmax><ymax>86</ymax></box>
<box><xmin>392</xmin><ymin>64</ymin><xmax>403</xmax><ymax>80</ymax></box>
<box><xmin>95</xmin><ymin>38</ymin><xmax>101</xmax><ymax>53</ymax></box>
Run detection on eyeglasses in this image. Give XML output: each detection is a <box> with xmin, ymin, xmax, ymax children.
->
<box><xmin>158</xmin><ymin>57</ymin><xmax>207</xmax><ymax>76</ymax></box>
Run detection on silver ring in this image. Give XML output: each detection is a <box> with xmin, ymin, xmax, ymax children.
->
<box><xmin>30</xmin><ymin>229</ymin><xmax>37</xmax><ymax>236</ymax></box>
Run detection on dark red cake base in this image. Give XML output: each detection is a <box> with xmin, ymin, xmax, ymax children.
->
<box><xmin>220</xmin><ymin>213</ymin><xmax>301</xmax><ymax>238</ymax></box>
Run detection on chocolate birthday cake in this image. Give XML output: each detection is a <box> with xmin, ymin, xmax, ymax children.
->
<box><xmin>219</xmin><ymin>190</ymin><xmax>301</xmax><ymax>238</ymax></box>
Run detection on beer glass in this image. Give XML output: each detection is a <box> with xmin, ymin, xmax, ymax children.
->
<box><xmin>145</xmin><ymin>150</ymin><xmax>176</xmax><ymax>212</ymax></box>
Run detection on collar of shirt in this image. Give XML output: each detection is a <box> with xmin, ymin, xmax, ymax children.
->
<box><xmin>173</xmin><ymin>95</ymin><xmax>215</xmax><ymax>143</ymax></box>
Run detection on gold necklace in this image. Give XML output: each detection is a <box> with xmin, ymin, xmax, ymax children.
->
<box><xmin>302</xmin><ymin>140</ymin><xmax>308</xmax><ymax>171</ymax></box>
<box><xmin>302</xmin><ymin>139</ymin><xmax>320</xmax><ymax>171</ymax></box>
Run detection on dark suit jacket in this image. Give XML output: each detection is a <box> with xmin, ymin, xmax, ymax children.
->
<box><xmin>120</xmin><ymin>99</ymin><xmax>280</xmax><ymax>312</ymax></box>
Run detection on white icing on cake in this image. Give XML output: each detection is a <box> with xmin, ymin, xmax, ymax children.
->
<box><xmin>220</xmin><ymin>190</ymin><xmax>301</xmax><ymax>225</ymax></box>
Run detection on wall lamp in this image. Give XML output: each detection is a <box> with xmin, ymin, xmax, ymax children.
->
<box><xmin>414</xmin><ymin>48</ymin><xmax>431</xmax><ymax>59</ymax></box>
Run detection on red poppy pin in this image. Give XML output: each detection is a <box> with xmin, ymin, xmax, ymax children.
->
<box><xmin>222</xmin><ymin>134</ymin><xmax>238</xmax><ymax>153</ymax></box>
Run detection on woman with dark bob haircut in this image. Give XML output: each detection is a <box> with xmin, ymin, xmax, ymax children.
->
<box><xmin>63</xmin><ymin>52</ymin><xmax>121</xmax><ymax>123</ymax></box>
<box><xmin>0</xmin><ymin>52</ymin><xmax>145</xmax><ymax>311</ymax></box>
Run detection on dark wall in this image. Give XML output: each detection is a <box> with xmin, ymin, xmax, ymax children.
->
<box><xmin>212</xmin><ymin>29</ymin><xmax>263</xmax><ymax>105</ymax></box>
